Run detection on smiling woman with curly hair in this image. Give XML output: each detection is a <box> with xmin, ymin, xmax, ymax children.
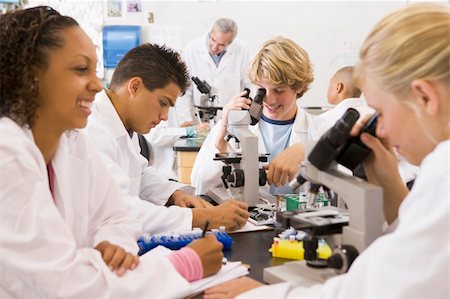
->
<box><xmin>0</xmin><ymin>6</ymin><xmax>223</xmax><ymax>298</ymax></box>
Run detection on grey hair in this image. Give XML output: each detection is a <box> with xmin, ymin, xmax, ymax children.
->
<box><xmin>212</xmin><ymin>18</ymin><xmax>238</xmax><ymax>42</ymax></box>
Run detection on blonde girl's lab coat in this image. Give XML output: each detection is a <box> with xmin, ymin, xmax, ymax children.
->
<box><xmin>85</xmin><ymin>90</ymin><xmax>193</xmax><ymax>234</ymax></box>
<box><xmin>237</xmin><ymin>140</ymin><xmax>450</xmax><ymax>299</ymax></box>
<box><xmin>175</xmin><ymin>33</ymin><xmax>252</xmax><ymax>124</ymax></box>
<box><xmin>0</xmin><ymin>117</ymin><xmax>191</xmax><ymax>299</ymax></box>
<box><xmin>191</xmin><ymin>103</ymin><xmax>321</xmax><ymax>195</ymax></box>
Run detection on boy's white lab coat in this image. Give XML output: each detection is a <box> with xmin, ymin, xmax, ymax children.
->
<box><xmin>191</xmin><ymin>103</ymin><xmax>320</xmax><ymax>195</ymax></box>
<box><xmin>176</xmin><ymin>33</ymin><xmax>251</xmax><ymax>124</ymax></box>
<box><xmin>85</xmin><ymin>90</ymin><xmax>193</xmax><ymax>234</ymax></box>
<box><xmin>0</xmin><ymin>117</ymin><xmax>191</xmax><ymax>299</ymax></box>
<box><xmin>144</xmin><ymin>107</ymin><xmax>185</xmax><ymax>180</ymax></box>
<box><xmin>238</xmin><ymin>140</ymin><xmax>450</xmax><ymax>299</ymax></box>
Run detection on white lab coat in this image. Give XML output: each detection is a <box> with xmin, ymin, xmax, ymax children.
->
<box><xmin>144</xmin><ymin>107</ymin><xmax>185</xmax><ymax>180</ymax></box>
<box><xmin>238</xmin><ymin>140</ymin><xmax>450</xmax><ymax>299</ymax></box>
<box><xmin>191</xmin><ymin>103</ymin><xmax>321</xmax><ymax>195</ymax></box>
<box><xmin>85</xmin><ymin>90</ymin><xmax>193</xmax><ymax>234</ymax></box>
<box><xmin>176</xmin><ymin>33</ymin><xmax>251</xmax><ymax>124</ymax></box>
<box><xmin>0</xmin><ymin>117</ymin><xmax>191</xmax><ymax>299</ymax></box>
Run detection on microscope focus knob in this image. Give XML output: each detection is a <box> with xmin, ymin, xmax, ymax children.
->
<box><xmin>232</xmin><ymin>169</ymin><xmax>245</xmax><ymax>187</ymax></box>
<box><xmin>327</xmin><ymin>244</ymin><xmax>359</xmax><ymax>274</ymax></box>
<box><xmin>259</xmin><ymin>168</ymin><xmax>267</xmax><ymax>186</ymax></box>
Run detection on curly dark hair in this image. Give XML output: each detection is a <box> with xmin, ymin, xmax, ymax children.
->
<box><xmin>0</xmin><ymin>6</ymin><xmax>78</xmax><ymax>127</ymax></box>
<box><xmin>110</xmin><ymin>43</ymin><xmax>190</xmax><ymax>95</ymax></box>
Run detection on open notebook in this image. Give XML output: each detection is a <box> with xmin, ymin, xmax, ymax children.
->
<box><xmin>147</xmin><ymin>246</ymin><xmax>249</xmax><ymax>294</ymax></box>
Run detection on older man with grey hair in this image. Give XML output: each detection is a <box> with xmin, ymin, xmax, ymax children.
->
<box><xmin>175</xmin><ymin>18</ymin><xmax>251</xmax><ymax>126</ymax></box>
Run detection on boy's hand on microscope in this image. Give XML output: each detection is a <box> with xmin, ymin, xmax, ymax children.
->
<box><xmin>265</xmin><ymin>143</ymin><xmax>305</xmax><ymax>186</ymax></box>
<box><xmin>187</xmin><ymin>235</ymin><xmax>223</xmax><ymax>277</ymax></box>
<box><xmin>221</xmin><ymin>91</ymin><xmax>252</xmax><ymax>125</ymax></box>
<box><xmin>95</xmin><ymin>241</ymin><xmax>139</xmax><ymax>277</ymax></box>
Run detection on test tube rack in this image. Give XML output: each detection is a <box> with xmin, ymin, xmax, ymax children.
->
<box><xmin>137</xmin><ymin>228</ymin><xmax>233</xmax><ymax>256</ymax></box>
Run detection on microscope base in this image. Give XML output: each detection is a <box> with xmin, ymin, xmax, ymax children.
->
<box><xmin>206</xmin><ymin>187</ymin><xmax>275</xmax><ymax>207</ymax></box>
<box><xmin>263</xmin><ymin>261</ymin><xmax>336</xmax><ymax>287</ymax></box>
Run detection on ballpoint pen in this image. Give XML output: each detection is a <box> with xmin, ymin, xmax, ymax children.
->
<box><xmin>201</xmin><ymin>220</ymin><xmax>210</xmax><ymax>238</ymax></box>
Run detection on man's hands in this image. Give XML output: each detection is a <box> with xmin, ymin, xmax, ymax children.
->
<box><xmin>204</xmin><ymin>277</ymin><xmax>263</xmax><ymax>298</ymax></box>
<box><xmin>95</xmin><ymin>241</ymin><xmax>139</xmax><ymax>276</ymax></box>
<box><xmin>169</xmin><ymin>190</ymin><xmax>213</xmax><ymax>208</ymax></box>
<box><xmin>192</xmin><ymin>200</ymin><xmax>249</xmax><ymax>231</ymax></box>
<box><xmin>187</xmin><ymin>235</ymin><xmax>224</xmax><ymax>277</ymax></box>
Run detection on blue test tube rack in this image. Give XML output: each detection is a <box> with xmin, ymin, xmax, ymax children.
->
<box><xmin>137</xmin><ymin>227</ymin><xmax>233</xmax><ymax>256</ymax></box>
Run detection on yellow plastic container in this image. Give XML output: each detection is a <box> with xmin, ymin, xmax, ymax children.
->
<box><xmin>269</xmin><ymin>239</ymin><xmax>332</xmax><ymax>260</ymax></box>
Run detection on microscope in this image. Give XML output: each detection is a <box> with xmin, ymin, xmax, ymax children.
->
<box><xmin>192</xmin><ymin>76</ymin><xmax>222</xmax><ymax>126</ymax></box>
<box><xmin>206</xmin><ymin>88</ymin><xmax>269</xmax><ymax>207</ymax></box>
<box><xmin>263</xmin><ymin>109</ymin><xmax>384</xmax><ymax>287</ymax></box>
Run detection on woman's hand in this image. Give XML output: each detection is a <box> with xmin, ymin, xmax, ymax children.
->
<box><xmin>351</xmin><ymin>116</ymin><xmax>408</xmax><ymax>224</ymax></box>
<box><xmin>95</xmin><ymin>241</ymin><xmax>139</xmax><ymax>276</ymax></box>
<box><xmin>187</xmin><ymin>235</ymin><xmax>223</xmax><ymax>277</ymax></box>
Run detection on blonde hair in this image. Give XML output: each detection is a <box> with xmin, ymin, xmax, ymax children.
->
<box><xmin>249</xmin><ymin>36</ymin><xmax>314</xmax><ymax>98</ymax></box>
<box><xmin>355</xmin><ymin>3</ymin><xmax>450</xmax><ymax>97</ymax></box>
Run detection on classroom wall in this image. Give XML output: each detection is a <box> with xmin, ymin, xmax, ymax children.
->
<box><xmin>138</xmin><ymin>1</ymin><xmax>407</xmax><ymax>107</ymax></box>
<box><xmin>26</xmin><ymin>0</ymin><xmax>412</xmax><ymax>106</ymax></box>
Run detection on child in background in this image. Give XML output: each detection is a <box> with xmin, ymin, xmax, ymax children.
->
<box><xmin>0</xmin><ymin>6</ymin><xmax>223</xmax><ymax>298</ymax></box>
<box><xmin>326</xmin><ymin>66</ymin><xmax>362</xmax><ymax>106</ymax></box>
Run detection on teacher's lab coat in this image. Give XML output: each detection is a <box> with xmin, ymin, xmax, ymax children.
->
<box><xmin>85</xmin><ymin>90</ymin><xmax>193</xmax><ymax>234</ymax></box>
<box><xmin>191</xmin><ymin>103</ymin><xmax>320</xmax><ymax>195</ymax></box>
<box><xmin>238</xmin><ymin>140</ymin><xmax>450</xmax><ymax>299</ymax></box>
<box><xmin>0</xmin><ymin>117</ymin><xmax>191</xmax><ymax>299</ymax></box>
<box><xmin>176</xmin><ymin>33</ymin><xmax>251</xmax><ymax>124</ymax></box>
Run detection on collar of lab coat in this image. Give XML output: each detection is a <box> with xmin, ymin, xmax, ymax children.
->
<box><xmin>248</xmin><ymin>102</ymin><xmax>318</xmax><ymax>152</ymax></box>
<box><xmin>95</xmin><ymin>89</ymin><xmax>131</xmax><ymax>140</ymax></box>
<box><xmin>93</xmin><ymin>89</ymin><xmax>142</xmax><ymax>162</ymax></box>
<box><xmin>200</xmin><ymin>32</ymin><xmax>239</xmax><ymax>75</ymax></box>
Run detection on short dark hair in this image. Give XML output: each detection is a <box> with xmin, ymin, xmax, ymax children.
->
<box><xmin>110</xmin><ymin>43</ymin><xmax>190</xmax><ymax>94</ymax></box>
<box><xmin>0</xmin><ymin>6</ymin><xmax>79</xmax><ymax>127</ymax></box>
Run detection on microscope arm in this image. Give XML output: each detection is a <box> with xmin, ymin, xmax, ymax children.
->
<box><xmin>297</xmin><ymin>161</ymin><xmax>384</xmax><ymax>253</ymax></box>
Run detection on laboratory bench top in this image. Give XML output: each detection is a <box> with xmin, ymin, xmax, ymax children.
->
<box><xmin>225</xmin><ymin>229</ymin><xmax>289</xmax><ymax>282</ymax></box>
<box><xmin>173</xmin><ymin>137</ymin><xmax>204</xmax><ymax>152</ymax></box>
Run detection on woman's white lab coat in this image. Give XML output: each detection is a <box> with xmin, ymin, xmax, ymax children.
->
<box><xmin>237</xmin><ymin>140</ymin><xmax>450</xmax><ymax>299</ymax></box>
<box><xmin>0</xmin><ymin>117</ymin><xmax>191</xmax><ymax>299</ymax></box>
<box><xmin>176</xmin><ymin>33</ymin><xmax>251</xmax><ymax>124</ymax></box>
<box><xmin>85</xmin><ymin>90</ymin><xmax>193</xmax><ymax>234</ymax></box>
<box><xmin>191</xmin><ymin>103</ymin><xmax>320</xmax><ymax>195</ymax></box>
